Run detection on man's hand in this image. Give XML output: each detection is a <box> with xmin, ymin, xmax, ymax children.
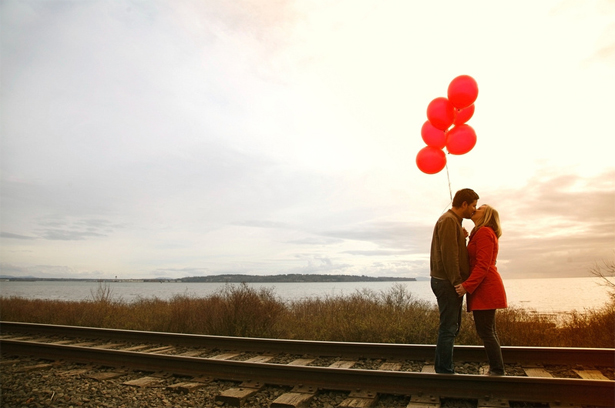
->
<box><xmin>455</xmin><ymin>284</ymin><xmax>467</xmax><ymax>297</ymax></box>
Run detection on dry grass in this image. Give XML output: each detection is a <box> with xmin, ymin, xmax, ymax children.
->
<box><xmin>1</xmin><ymin>283</ymin><xmax>613</xmax><ymax>348</ymax></box>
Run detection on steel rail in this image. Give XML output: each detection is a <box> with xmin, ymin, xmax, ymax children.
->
<box><xmin>2</xmin><ymin>321</ymin><xmax>613</xmax><ymax>367</ymax></box>
<box><xmin>1</xmin><ymin>339</ymin><xmax>613</xmax><ymax>407</ymax></box>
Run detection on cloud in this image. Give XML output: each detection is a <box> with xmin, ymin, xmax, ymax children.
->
<box><xmin>0</xmin><ymin>232</ymin><xmax>36</xmax><ymax>240</ymax></box>
<box><xmin>549</xmin><ymin>1</ymin><xmax>615</xmax><ymax>67</ymax></box>
<box><xmin>364</xmin><ymin>260</ymin><xmax>428</xmax><ymax>278</ymax></box>
<box><xmin>39</xmin><ymin>229</ymin><xmax>107</xmax><ymax>241</ymax></box>
<box><xmin>342</xmin><ymin>250</ymin><xmax>409</xmax><ymax>256</ymax></box>
<box><xmin>319</xmin><ymin>222</ymin><xmax>433</xmax><ymax>252</ymax></box>
<box><xmin>0</xmin><ymin>263</ymin><xmax>104</xmax><ymax>279</ymax></box>
<box><xmin>34</xmin><ymin>217</ymin><xmax>125</xmax><ymax>241</ymax></box>
<box><xmin>589</xmin><ymin>22</ymin><xmax>615</xmax><ymax>67</ymax></box>
<box><xmin>151</xmin><ymin>267</ymin><xmax>212</xmax><ymax>279</ymax></box>
<box><xmin>282</xmin><ymin>255</ymin><xmax>353</xmax><ymax>275</ymax></box>
<box><xmin>234</xmin><ymin>220</ymin><xmax>289</xmax><ymax>229</ymax></box>
<box><xmin>496</xmin><ymin>170</ymin><xmax>614</xmax><ymax>228</ymax></box>
<box><xmin>1</xmin><ymin>1</ymin><xmax>614</xmax><ymax>282</ymax></box>
<box><xmin>490</xmin><ymin>170</ymin><xmax>615</xmax><ymax>278</ymax></box>
<box><xmin>286</xmin><ymin>237</ymin><xmax>344</xmax><ymax>246</ymax></box>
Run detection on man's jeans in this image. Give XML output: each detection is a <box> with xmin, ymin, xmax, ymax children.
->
<box><xmin>431</xmin><ymin>277</ymin><xmax>463</xmax><ymax>374</ymax></box>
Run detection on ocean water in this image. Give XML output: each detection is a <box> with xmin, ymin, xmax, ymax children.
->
<box><xmin>0</xmin><ymin>277</ymin><xmax>612</xmax><ymax>314</ymax></box>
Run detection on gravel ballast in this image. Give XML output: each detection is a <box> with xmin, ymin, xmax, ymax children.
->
<box><xmin>3</xmin><ymin>353</ymin><xmax>606</xmax><ymax>407</ymax></box>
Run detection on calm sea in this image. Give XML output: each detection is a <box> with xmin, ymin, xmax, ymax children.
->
<box><xmin>0</xmin><ymin>277</ymin><xmax>612</xmax><ymax>314</ymax></box>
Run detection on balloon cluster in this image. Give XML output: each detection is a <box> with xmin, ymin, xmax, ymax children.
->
<box><xmin>416</xmin><ymin>75</ymin><xmax>478</xmax><ymax>174</ymax></box>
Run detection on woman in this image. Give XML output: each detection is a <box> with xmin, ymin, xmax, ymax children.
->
<box><xmin>455</xmin><ymin>204</ymin><xmax>507</xmax><ymax>376</ymax></box>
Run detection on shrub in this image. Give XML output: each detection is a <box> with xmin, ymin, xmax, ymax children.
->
<box><xmin>1</xmin><ymin>283</ymin><xmax>613</xmax><ymax>348</ymax></box>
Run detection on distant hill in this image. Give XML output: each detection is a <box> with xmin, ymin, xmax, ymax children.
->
<box><xmin>0</xmin><ymin>274</ymin><xmax>418</xmax><ymax>283</ymax></box>
<box><xmin>180</xmin><ymin>274</ymin><xmax>416</xmax><ymax>283</ymax></box>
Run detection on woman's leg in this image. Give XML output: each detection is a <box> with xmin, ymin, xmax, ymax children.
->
<box><xmin>472</xmin><ymin>309</ymin><xmax>505</xmax><ymax>375</ymax></box>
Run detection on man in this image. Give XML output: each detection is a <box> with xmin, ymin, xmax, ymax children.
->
<box><xmin>430</xmin><ymin>188</ymin><xmax>479</xmax><ymax>373</ymax></box>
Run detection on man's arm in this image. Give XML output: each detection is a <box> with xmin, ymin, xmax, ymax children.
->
<box><xmin>438</xmin><ymin>217</ymin><xmax>463</xmax><ymax>285</ymax></box>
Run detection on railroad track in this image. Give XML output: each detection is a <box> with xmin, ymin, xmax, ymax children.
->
<box><xmin>1</xmin><ymin>321</ymin><xmax>613</xmax><ymax>407</ymax></box>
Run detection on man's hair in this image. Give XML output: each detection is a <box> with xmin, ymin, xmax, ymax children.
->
<box><xmin>452</xmin><ymin>188</ymin><xmax>479</xmax><ymax>208</ymax></box>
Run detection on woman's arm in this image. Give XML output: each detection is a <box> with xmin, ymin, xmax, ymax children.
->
<box><xmin>462</xmin><ymin>228</ymin><xmax>496</xmax><ymax>294</ymax></box>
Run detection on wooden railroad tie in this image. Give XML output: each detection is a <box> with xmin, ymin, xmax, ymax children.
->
<box><xmin>179</xmin><ymin>350</ymin><xmax>203</xmax><ymax>357</ymax></box>
<box><xmin>407</xmin><ymin>364</ymin><xmax>440</xmax><ymax>408</ymax></box>
<box><xmin>121</xmin><ymin>344</ymin><xmax>156</xmax><ymax>352</ymax></box>
<box><xmin>287</xmin><ymin>358</ymin><xmax>315</xmax><ymax>366</ymax></box>
<box><xmin>2</xmin><ymin>336</ymin><xmax>34</xmax><ymax>341</ymax></box>
<box><xmin>245</xmin><ymin>354</ymin><xmax>274</xmax><ymax>363</ymax></box>
<box><xmin>122</xmin><ymin>376</ymin><xmax>166</xmax><ymax>388</ymax></box>
<box><xmin>58</xmin><ymin>368</ymin><xmax>90</xmax><ymax>377</ymax></box>
<box><xmin>328</xmin><ymin>360</ymin><xmax>356</xmax><ymax>369</ymax></box>
<box><xmin>339</xmin><ymin>388</ymin><xmax>379</xmax><ymax>407</ymax></box>
<box><xmin>143</xmin><ymin>345</ymin><xmax>175</xmax><ymax>354</ymax></box>
<box><xmin>93</xmin><ymin>340</ymin><xmax>126</xmax><ymax>350</ymax></box>
<box><xmin>215</xmin><ymin>380</ymin><xmax>266</xmax><ymax>406</ymax></box>
<box><xmin>477</xmin><ymin>396</ymin><xmax>510</xmax><ymax>408</ymax></box>
<box><xmin>15</xmin><ymin>363</ymin><xmax>56</xmax><ymax>373</ymax></box>
<box><xmin>167</xmin><ymin>375</ymin><xmax>213</xmax><ymax>394</ymax></box>
<box><xmin>85</xmin><ymin>372</ymin><xmax>126</xmax><ymax>381</ymax></box>
<box><xmin>49</xmin><ymin>339</ymin><xmax>79</xmax><ymax>345</ymax></box>
<box><xmin>69</xmin><ymin>341</ymin><xmax>99</xmax><ymax>347</ymax></box>
<box><xmin>379</xmin><ymin>361</ymin><xmax>402</xmax><ymax>371</ymax></box>
<box><xmin>407</xmin><ymin>393</ymin><xmax>441</xmax><ymax>408</ymax></box>
<box><xmin>210</xmin><ymin>352</ymin><xmax>241</xmax><ymax>360</ymax></box>
<box><xmin>573</xmin><ymin>369</ymin><xmax>609</xmax><ymax>381</ymax></box>
<box><xmin>270</xmin><ymin>384</ymin><xmax>318</xmax><ymax>408</ymax></box>
<box><xmin>0</xmin><ymin>359</ymin><xmax>21</xmax><ymax>366</ymax></box>
<box><xmin>522</xmin><ymin>364</ymin><xmax>552</xmax><ymax>378</ymax></box>
<box><xmin>167</xmin><ymin>382</ymin><xmax>207</xmax><ymax>393</ymax></box>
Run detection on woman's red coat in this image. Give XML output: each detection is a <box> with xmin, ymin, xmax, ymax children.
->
<box><xmin>463</xmin><ymin>226</ymin><xmax>507</xmax><ymax>311</ymax></box>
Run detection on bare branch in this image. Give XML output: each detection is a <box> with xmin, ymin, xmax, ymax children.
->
<box><xmin>590</xmin><ymin>253</ymin><xmax>615</xmax><ymax>299</ymax></box>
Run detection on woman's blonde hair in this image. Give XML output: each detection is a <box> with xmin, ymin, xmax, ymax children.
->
<box><xmin>472</xmin><ymin>204</ymin><xmax>502</xmax><ymax>238</ymax></box>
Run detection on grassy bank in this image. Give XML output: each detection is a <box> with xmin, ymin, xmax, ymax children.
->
<box><xmin>1</xmin><ymin>283</ymin><xmax>613</xmax><ymax>348</ymax></box>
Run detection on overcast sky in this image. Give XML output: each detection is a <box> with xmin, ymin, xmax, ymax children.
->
<box><xmin>1</xmin><ymin>0</ymin><xmax>614</xmax><ymax>280</ymax></box>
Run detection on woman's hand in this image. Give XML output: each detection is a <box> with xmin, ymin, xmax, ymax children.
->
<box><xmin>455</xmin><ymin>284</ymin><xmax>467</xmax><ymax>297</ymax></box>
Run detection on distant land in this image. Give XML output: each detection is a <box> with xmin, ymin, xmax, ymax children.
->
<box><xmin>0</xmin><ymin>274</ymin><xmax>417</xmax><ymax>283</ymax></box>
<box><xmin>180</xmin><ymin>274</ymin><xmax>417</xmax><ymax>283</ymax></box>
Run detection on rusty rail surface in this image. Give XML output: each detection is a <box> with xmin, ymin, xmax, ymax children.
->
<box><xmin>2</xmin><ymin>321</ymin><xmax>613</xmax><ymax>367</ymax></box>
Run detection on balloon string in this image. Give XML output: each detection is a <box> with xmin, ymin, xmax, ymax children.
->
<box><xmin>445</xmin><ymin>161</ymin><xmax>453</xmax><ymax>203</ymax></box>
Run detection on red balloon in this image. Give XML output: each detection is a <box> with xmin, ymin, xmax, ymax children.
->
<box><xmin>447</xmin><ymin>75</ymin><xmax>478</xmax><ymax>109</ymax></box>
<box><xmin>453</xmin><ymin>104</ymin><xmax>475</xmax><ymax>126</ymax></box>
<box><xmin>421</xmin><ymin>121</ymin><xmax>446</xmax><ymax>149</ymax></box>
<box><xmin>416</xmin><ymin>146</ymin><xmax>447</xmax><ymax>174</ymax></box>
<box><xmin>426</xmin><ymin>97</ymin><xmax>456</xmax><ymax>131</ymax></box>
<box><xmin>446</xmin><ymin>124</ymin><xmax>477</xmax><ymax>155</ymax></box>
